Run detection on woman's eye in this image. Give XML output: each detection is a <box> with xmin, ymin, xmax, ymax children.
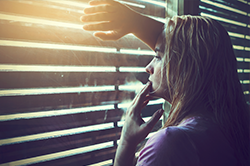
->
<box><xmin>154</xmin><ymin>55</ymin><xmax>161</xmax><ymax>60</ymax></box>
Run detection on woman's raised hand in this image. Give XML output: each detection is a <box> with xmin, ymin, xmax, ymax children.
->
<box><xmin>120</xmin><ymin>81</ymin><xmax>164</xmax><ymax>146</ymax></box>
<box><xmin>80</xmin><ymin>0</ymin><xmax>139</xmax><ymax>40</ymax></box>
<box><xmin>114</xmin><ymin>81</ymin><xmax>163</xmax><ymax>166</ymax></box>
<box><xmin>81</xmin><ymin>0</ymin><xmax>164</xmax><ymax>49</ymax></box>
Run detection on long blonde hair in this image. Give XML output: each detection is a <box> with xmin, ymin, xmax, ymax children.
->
<box><xmin>162</xmin><ymin>15</ymin><xmax>249</xmax><ymax>165</ymax></box>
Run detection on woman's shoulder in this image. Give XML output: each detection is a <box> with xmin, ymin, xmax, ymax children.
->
<box><xmin>153</xmin><ymin>116</ymin><xmax>214</xmax><ymax>142</ymax></box>
<box><xmin>140</xmin><ymin>117</ymin><xmax>210</xmax><ymax>152</ymax></box>
<box><xmin>136</xmin><ymin>117</ymin><xmax>237</xmax><ymax>166</ymax></box>
<box><xmin>137</xmin><ymin>125</ymin><xmax>200</xmax><ymax>166</ymax></box>
<box><xmin>136</xmin><ymin>119</ymin><xmax>200</xmax><ymax>166</ymax></box>
<box><xmin>149</xmin><ymin>124</ymin><xmax>190</xmax><ymax>148</ymax></box>
<box><xmin>144</xmin><ymin>117</ymin><xmax>203</xmax><ymax>153</ymax></box>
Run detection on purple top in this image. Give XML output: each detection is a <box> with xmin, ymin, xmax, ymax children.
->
<box><xmin>136</xmin><ymin>117</ymin><xmax>237</xmax><ymax>166</ymax></box>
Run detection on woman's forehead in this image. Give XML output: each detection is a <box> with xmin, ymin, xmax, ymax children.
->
<box><xmin>155</xmin><ymin>29</ymin><xmax>166</xmax><ymax>53</ymax></box>
<box><xmin>154</xmin><ymin>17</ymin><xmax>177</xmax><ymax>53</ymax></box>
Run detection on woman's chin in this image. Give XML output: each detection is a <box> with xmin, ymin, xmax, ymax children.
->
<box><xmin>149</xmin><ymin>89</ymin><xmax>170</xmax><ymax>101</ymax></box>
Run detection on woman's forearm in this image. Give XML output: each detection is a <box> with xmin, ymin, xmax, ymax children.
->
<box><xmin>132</xmin><ymin>12</ymin><xmax>165</xmax><ymax>50</ymax></box>
<box><xmin>114</xmin><ymin>139</ymin><xmax>137</xmax><ymax>166</ymax></box>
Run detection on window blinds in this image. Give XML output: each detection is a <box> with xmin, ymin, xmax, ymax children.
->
<box><xmin>0</xmin><ymin>0</ymin><xmax>165</xmax><ymax>165</ymax></box>
<box><xmin>199</xmin><ymin>0</ymin><xmax>250</xmax><ymax>105</ymax></box>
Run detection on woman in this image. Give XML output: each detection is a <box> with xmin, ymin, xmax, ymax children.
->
<box><xmin>81</xmin><ymin>0</ymin><xmax>249</xmax><ymax>165</ymax></box>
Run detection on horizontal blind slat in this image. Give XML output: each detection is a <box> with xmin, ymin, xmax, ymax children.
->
<box><xmin>238</xmin><ymin>73</ymin><xmax>250</xmax><ymax>80</ymax></box>
<box><xmin>202</xmin><ymin>0</ymin><xmax>250</xmax><ymax>14</ymax></box>
<box><xmin>200</xmin><ymin>1</ymin><xmax>250</xmax><ymax>22</ymax></box>
<box><xmin>0</xmin><ymin>72</ymin><xmax>149</xmax><ymax>89</ymax></box>
<box><xmin>234</xmin><ymin>50</ymin><xmax>250</xmax><ymax>58</ymax></box>
<box><xmin>0</xmin><ymin>0</ymin><xmax>85</xmax><ymax>24</ymax></box>
<box><xmin>0</xmin><ymin>102</ymin><xmax>162</xmax><ymax>164</ymax></box>
<box><xmin>0</xmin><ymin>142</ymin><xmax>115</xmax><ymax>166</ymax></box>
<box><xmin>0</xmin><ymin>128</ymin><xmax>120</xmax><ymax>163</ymax></box>
<box><xmin>0</xmin><ymin>91</ymin><xmax>135</xmax><ymax>114</ymax></box>
<box><xmin>231</xmin><ymin>37</ymin><xmax>250</xmax><ymax>48</ymax></box>
<box><xmin>0</xmin><ymin>109</ymin><xmax>123</xmax><ymax>139</ymax></box>
<box><xmin>0</xmin><ymin>46</ymin><xmax>153</xmax><ymax>66</ymax></box>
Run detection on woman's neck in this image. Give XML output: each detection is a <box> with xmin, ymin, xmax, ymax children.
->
<box><xmin>179</xmin><ymin>102</ymin><xmax>214</xmax><ymax>124</ymax></box>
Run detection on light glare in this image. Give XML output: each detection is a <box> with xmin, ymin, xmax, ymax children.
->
<box><xmin>0</xmin><ymin>86</ymin><xmax>115</xmax><ymax>97</ymax></box>
<box><xmin>0</xmin><ymin>123</ymin><xmax>114</xmax><ymax>146</ymax></box>
<box><xmin>0</xmin><ymin>142</ymin><xmax>113</xmax><ymax>166</ymax></box>
<box><xmin>0</xmin><ymin>40</ymin><xmax>117</xmax><ymax>53</ymax></box>
<box><xmin>0</xmin><ymin>13</ymin><xmax>83</xmax><ymax>29</ymax></box>
<box><xmin>201</xmin><ymin>0</ymin><xmax>247</xmax><ymax>15</ymax></box>
<box><xmin>200</xmin><ymin>13</ymin><xmax>247</xmax><ymax>27</ymax></box>
<box><xmin>120</xmin><ymin>48</ymin><xmax>155</xmax><ymax>55</ymax></box>
<box><xmin>119</xmin><ymin>67</ymin><xmax>146</xmax><ymax>72</ymax></box>
<box><xmin>228</xmin><ymin>32</ymin><xmax>245</xmax><ymax>39</ymax></box>
<box><xmin>0</xmin><ymin>65</ymin><xmax>116</xmax><ymax>72</ymax></box>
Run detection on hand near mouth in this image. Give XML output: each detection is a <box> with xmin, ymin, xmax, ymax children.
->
<box><xmin>114</xmin><ymin>81</ymin><xmax>164</xmax><ymax>166</ymax></box>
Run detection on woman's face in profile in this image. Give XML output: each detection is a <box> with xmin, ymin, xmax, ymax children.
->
<box><xmin>145</xmin><ymin>29</ymin><xmax>170</xmax><ymax>101</ymax></box>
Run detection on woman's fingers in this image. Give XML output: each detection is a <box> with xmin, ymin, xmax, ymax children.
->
<box><xmin>130</xmin><ymin>82</ymin><xmax>152</xmax><ymax>116</ymax></box>
<box><xmin>84</xmin><ymin>4</ymin><xmax>116</xmax><ymax>14</ymax></box>
<box><xmin>130</xmin><ymin>82</ymin><xmax>149</xmax><ymax>106</ymax></box>
<box><xmin>141</xmin><ymin>95</ymin><xmax>153</xmax><ymax>108</ymax></box>
<box><xmin>94</xmin><ymin>31</ymin><xmax>125</xmax><ymax>40</ymax></box>
<box><xmin>144</xmin><ymin>109</ymin><xmax>164</xmax><ymax>130</ymax></box>
<box><xmin>83</xmin><ymin>21</ymin><xmax>121</xmax><ymax>31</ymax></box>
<box><xmin>81</xmin><ymin>12</ymin><xmax>116</xmax><ymax>22</ymax></box>
<box><xmin>88</xmin><ymin>0</ymin><xmax>117</xmax><ymax>6</ymax></box>
<box><xmin>81</xmin><ymin>0</ymin><xmax>137</xmax><ymax>41</ymax></box>
<box><xmin>85</xmin><ymin>0</ymin><xmax>121</xmax><ymax>14</ymax></box>
<box><xmin>135</xmin><ymin>82</ymin><xmax>152</xmax><ymax>106</ymax></box>
<box><xmin>141</xmin><ymin>99</ymin><xmax>150</xmax><ymax>109</ymax></box>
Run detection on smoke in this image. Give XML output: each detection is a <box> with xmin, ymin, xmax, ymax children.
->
<box><xmin>117</xmin><ymin>79</ymin><xmax>144</xmax><ymax>119</ymax></box>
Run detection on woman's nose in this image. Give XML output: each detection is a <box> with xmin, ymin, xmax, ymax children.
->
<box><xmin>145</xmin><ymin>63</ymin><xmax>153</xmax><ymax>74</ymax></box>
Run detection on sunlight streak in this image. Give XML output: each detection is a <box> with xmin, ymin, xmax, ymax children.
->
<box><xmin>0</xmin><ymin>86</ymin><xmax>115</xmax><ymax>97</ymax></box>
<box><xmin>0</xmin><ymin>123</ymin><xmax>113</xmax><ymax>146</ymax></box>
<box><xmin>119</xmin><ymin>48</ymin><xmax>155</xmax><ymax>55</ymax></box>
<box><xmin>45</xmin><ymin>0</ymin><xmax>90</xmax><ymax>9</ymax></box>
<box><xmin>201</xmin><ymin>0</ymin><xmax>248</xmax><ymax>15</ymax></box>
<box><xmin>0</xmin><ymin>13</ymin><xmax>83</xmax><ymax>29</ymax></box>
<box><xmin>0</xmin><ymin>105</ymin><xmax>115</xmax><ymax>122</ymax></box>
<box><xmin>119</xmin><ymin>67</ymin><xmax>146</xmax><ymax>72</ymax></box>
<box><xmin>0</xmin><ymin>64</ymin><xmax>116</xmax><ymax>72</ymax></box>
<box><xmin>200</xmin><ymin>12</ymin><xmax>247</xmax><ymax>27</ymax></box>
<box><xmin>0</xmin><ymin>40</ymin><xmax>117</xmax><ymax>53</ymax></box>
<box><xmin>0</xmin><ymin>142</ymin><xmax>113</xmax><ymax>165</ymax></box>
